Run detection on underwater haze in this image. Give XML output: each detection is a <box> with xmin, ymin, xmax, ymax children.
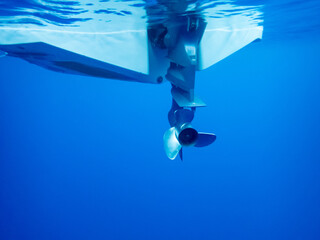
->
<box><xmin>0</xmin><ymin>0</ymin><xmax>320</xmax><ymax>239</ymax></box>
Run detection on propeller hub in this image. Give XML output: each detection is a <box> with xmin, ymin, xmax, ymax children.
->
<box><xmin>178</xmin><ymin>127</ymin><xmax>198</xmax><ymax>146</ymax></box>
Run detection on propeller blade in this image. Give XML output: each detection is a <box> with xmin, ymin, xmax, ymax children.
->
<box><xmin>194</xmin><ymin>133</ymin><xmax>216</xmax><ymax>147</ymax></box>
<box><xmin>163</xmin><ymin>127</ymin><xmax>182</xmax><ymax>160</ymax></box>
<box><xmin>174</xmin><ymin>109</ymin><xmax>194</xmax><ymax>124</ymax></box>
<box><xmin>179</xmin><ymin>149</ymin><xmax>183</xmax><ymax>161</ymax></box>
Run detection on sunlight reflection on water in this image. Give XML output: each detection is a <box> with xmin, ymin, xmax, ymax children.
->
<box><xmin>0</xmin><ymin>0</ymin><xmax>319</xmax><ymax>40</ymax></box>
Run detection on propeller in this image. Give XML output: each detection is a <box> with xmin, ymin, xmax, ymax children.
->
<box><xmin>164</xmin><ymin>98</ymin><xmax>216</xmax><ymax>160</ymax></box>
<box><xmin>163</xmin><ymin>124</ymin><xmax>216</xmax><ymax>160</ymax></box>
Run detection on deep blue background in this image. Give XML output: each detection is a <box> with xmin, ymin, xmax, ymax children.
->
<box><xmin>1</xmin><ymin>26</ymin><xmax>320</xmax><ymax>240</ymax></box>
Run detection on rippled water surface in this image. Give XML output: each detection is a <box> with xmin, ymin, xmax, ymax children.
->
<box><xmin>0</xmin><ymin>0</ymin><xmax>319</xmax><ymax>40</ymax></box>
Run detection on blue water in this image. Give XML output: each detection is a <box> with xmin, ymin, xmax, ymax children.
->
<box><xmin>0</xmin><ymin>1</ymin><xmax>320</xmax><ymax>239</ymax></box>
